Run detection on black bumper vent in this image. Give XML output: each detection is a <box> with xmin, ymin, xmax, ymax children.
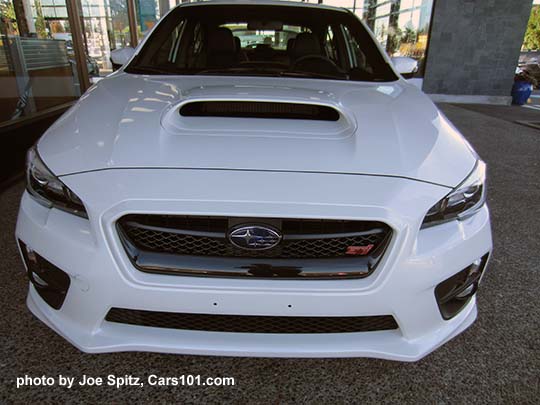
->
<box><xmin>106</xmin><ymin>308</ymin><xmax>399</xmax><ymax>334</ymax></box>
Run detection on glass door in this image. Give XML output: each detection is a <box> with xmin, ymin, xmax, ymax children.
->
<box><xmin>79</xmin><ymin>0</ymin><xmax>133</xmax><ymax>79</ymax></box>
<box><xmin>0</xmin><ymin>0</ymin><xmax>84</xmax><ymax>122</ymax></box>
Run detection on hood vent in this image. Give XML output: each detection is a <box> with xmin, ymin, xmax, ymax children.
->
<box><xmin>179</xmin><ymin>101</ymin><xmax>340</xmax><ymax>121</ymax></box>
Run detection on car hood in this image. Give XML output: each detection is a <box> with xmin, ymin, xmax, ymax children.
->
<box><xmin>38</xmin><ymin>73</ymin><xmax>476</xmax><ymax>188</ymax></box>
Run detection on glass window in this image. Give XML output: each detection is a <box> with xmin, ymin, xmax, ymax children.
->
<box><xmin>341</xmin><ymin>24</ymin><xmax>370</xmax><ymax>74</ymax></box>
<box><xmin>324</xmin><ymin>25</ymin><xmax>339</xmax><ymax>64</ymax></box>
<box><xmin>291</xmin><ymin>0</ymin><xmax>434</xmax><ymax>76</ymax></box>
<box><xmin>136</xmin><ymin>0</ymin><xmax>159</xmax><ymax>40</ymax></box>
<box><xmin>0</xmin><ymin>0</ymin><xmax>82</xmax><ymax>124</ymax></box>
<box><xmin>126</xmin><ymin>4</ymin><xmax>397</xmax><ymax>82</ymax></box>
<box><xmin>361</xmin><ymin>0</ymin><xmax>434</xmax><ymax>76</ymax></box>
<box><xmin>79</xmin><ymin>0</ymin><xmax>133</xmax><ymax>78</ymax></box>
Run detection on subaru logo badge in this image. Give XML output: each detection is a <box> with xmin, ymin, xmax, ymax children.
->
<box><xmin>228</xmin><ymin>225</ymin><xmax>282</xmax><ymax>250</ymax></box>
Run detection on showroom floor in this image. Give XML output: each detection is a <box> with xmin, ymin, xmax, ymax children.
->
<box><xmin>0</xmin><ymin>104</ymin><xmax>539</xmax><ymax>403</ymax></box>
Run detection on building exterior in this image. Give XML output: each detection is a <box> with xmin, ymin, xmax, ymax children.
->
<box><xmin>423</xmin><ymin>0</ymin><xmax>532</xmax><ymax>104</ymax></box>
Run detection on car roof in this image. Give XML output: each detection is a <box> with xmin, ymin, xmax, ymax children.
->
<box><xmin>177</xmin><ymin>0</ymin><xmax>348</xmax><ymax>13</ymax></box>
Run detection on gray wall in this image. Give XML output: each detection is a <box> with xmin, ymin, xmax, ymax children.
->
<box><xmin>423</xmin><ymin>0</ymin><xmax>532</xmax><ymax>99</ymax></box>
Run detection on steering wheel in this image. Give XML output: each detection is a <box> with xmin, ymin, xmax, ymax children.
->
<box><xmin>292</xmin><ymin>55</ymin><xmax>343</xmax><ymax>76</ymax></box>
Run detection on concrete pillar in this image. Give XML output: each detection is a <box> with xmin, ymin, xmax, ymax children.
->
<box><xmin>423</xmin><ymin>0</ymin><xmax>533</xmax><ymax>104</ymax></box>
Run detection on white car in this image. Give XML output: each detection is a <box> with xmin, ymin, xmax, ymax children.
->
<box><xmin>16</xmin><ymin>0</ymin><xmax>491</xmax><ymax>361</ymax></box>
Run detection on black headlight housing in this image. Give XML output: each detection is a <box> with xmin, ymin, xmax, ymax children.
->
<box><xmin>422</xmin><ymin>161</ymin><xmax>486</xmax><ymax>228</ymax></box>
<box><xmin>26</xmin><ymin>146</ymin><xmax>88</xmax><ymax>218</ymax></box>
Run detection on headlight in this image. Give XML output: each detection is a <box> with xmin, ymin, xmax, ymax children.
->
<box><xmin>422</xmin><ymin>161</ymin><xmax>486</xmax><ymax>228</ymax></box>
<box><xmin>26</xmin><ymin>146</ymin><xmax>88</xmax><ymax>218</ymax></box>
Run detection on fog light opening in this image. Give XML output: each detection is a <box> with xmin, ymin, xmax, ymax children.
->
<box><xmin>30</xmin><ymin>272</ymin><xmax>50</xmax><ymax>288</ymax></box>
<box><xmin>19</xmin><ymin>241</ymin><xmax>38</xmax><ymax>270</ymax></box>
<box><xmin>18</xmin><ymin>240</ymin><xmax>71</xmax><ymax>310</ymax></box>
<box><xmin>26</xmin><ymin>248</ymin><xmax>38</xmax><ymax>265</ymax></box>
<box><xmin>435</xmin><ymin>254</ymin><xmax>489</xmax><ymax>320</ymax></box>
<box><xmin>467</xmin><ymin>258</ymin><xmax>483</xmax><ymax>276</ymax></box>
<box><xmin>454</xmin><ymin>282</ymin><xmax>477</xmax><ymax>299</ymax></box>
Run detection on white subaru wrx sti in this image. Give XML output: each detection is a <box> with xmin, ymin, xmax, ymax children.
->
<box><xmin>16</xmin><ymin>0</ymin><xmax>492</xmax><ymax>361</ymax></box>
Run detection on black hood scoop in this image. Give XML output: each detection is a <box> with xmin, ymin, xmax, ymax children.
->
<box><xmin>179</xmin><ymin>101</ymin><xmax>340</xmax><ymax>121</ymax></box>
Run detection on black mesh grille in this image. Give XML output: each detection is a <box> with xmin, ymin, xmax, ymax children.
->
<box><xmin>118</xmin><ymin>215</ymin><xmax>391</xmax><ymax>260</ymax></box>
<box><xmin>106</xmin><ymin>308</ymin><xmax>399</xmax><ymax>334</ymax></box>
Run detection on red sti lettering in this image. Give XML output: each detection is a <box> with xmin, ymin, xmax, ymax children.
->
<box><xmin>345</xmin><ymin>244</ymin><xmax>375</xmax><ymax>256</ymax></box>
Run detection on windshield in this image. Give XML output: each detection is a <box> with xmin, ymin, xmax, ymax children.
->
<box><xmin>125</xmin><ymin>4</ymin><xmax>397</xmax><ymax>82</ymax></box>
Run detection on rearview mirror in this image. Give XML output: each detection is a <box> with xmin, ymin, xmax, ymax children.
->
<box><xmin>247</xmin><ymin>21</ymin><xmax>284</xmax><ymax>31</ymax></box>
<box><xmin>110</xmin><ymin>47</ymin><xmax>135</xmax><ymax>71</ymax></box>
<box><xmin>391</xmin><ymin>56</ymin><xmax>419</xmax><ymax>79</ymax></box>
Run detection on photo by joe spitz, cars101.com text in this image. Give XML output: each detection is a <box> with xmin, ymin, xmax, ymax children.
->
<box><xmin>17</xmin><ymin>0</ymin><xmax>492</xmax><ymax>362</ymax></box>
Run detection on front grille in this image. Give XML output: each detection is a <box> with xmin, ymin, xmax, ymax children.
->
<box><xmin>119</xmin><ymin>215</ymin><xmax>391</xmax><ymax>260</ymax></box>
<box><xmin>106</xmin><ymin>308</ymin><xmax>399</xmax><ymax>334</ymax></box>
<box><xmin>117</xmin><ymin>215</ymin><xmax>392</xmax><ymax>279</ymax></box>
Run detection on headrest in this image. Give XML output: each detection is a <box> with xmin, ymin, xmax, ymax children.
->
<box><xmin>293</xmin><ymin>32</ymin><xmax>321</xmax><ymax>59</ymax></box>
<box><xmin>233</xmin><ymin>37</ymin><xmax>242</xmax><ymax>52</ymax></box>
<box><xmin>208</xmin><ymin>27</ymin><xmax>235</xmax><ymax>53</ymax></box>
<box><xmin>234</xmin><ymin>36</ymin><xmax>241</xmax><ymax>52</ymax></box>
<box><xmin>287</xmin><ymin>38</ymin><xmax>296</xmax><ymax>55</ymax></box>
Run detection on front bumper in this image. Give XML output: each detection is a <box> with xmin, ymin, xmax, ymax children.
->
<box><xmin>16</xmin><ymin>169</ymin><xmax>492</xmax><ymax>361</ymax></box>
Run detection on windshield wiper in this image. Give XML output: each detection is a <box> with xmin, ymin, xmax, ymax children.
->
<box><xmin>125</xmin><ymin>65</ymin><xmax>177</xmax><ymax>75</ymax></box>
<box><xmin>280</xmin><ymin>70</ymin><xmax>348</xmax><ymax>80</ymax></box>
<box><xmin>196</xmin><ymin>68</ymin><xmax>347</xmax><ymax>80</ymax></box>
<box><xmin>197</xmin><ymin>67</ymin><xmax>281</xmax><ymax>76</ymax></box>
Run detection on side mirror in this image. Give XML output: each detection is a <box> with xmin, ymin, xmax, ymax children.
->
<box><xmin>391</xmin><ymin>56</ymin><xmax>419</xmax><ymax>79</ymax></box>
<box><xmin>110</xmin><ymin>47</ymin><xmax>135</xmax><ymax>71</ymax></box>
